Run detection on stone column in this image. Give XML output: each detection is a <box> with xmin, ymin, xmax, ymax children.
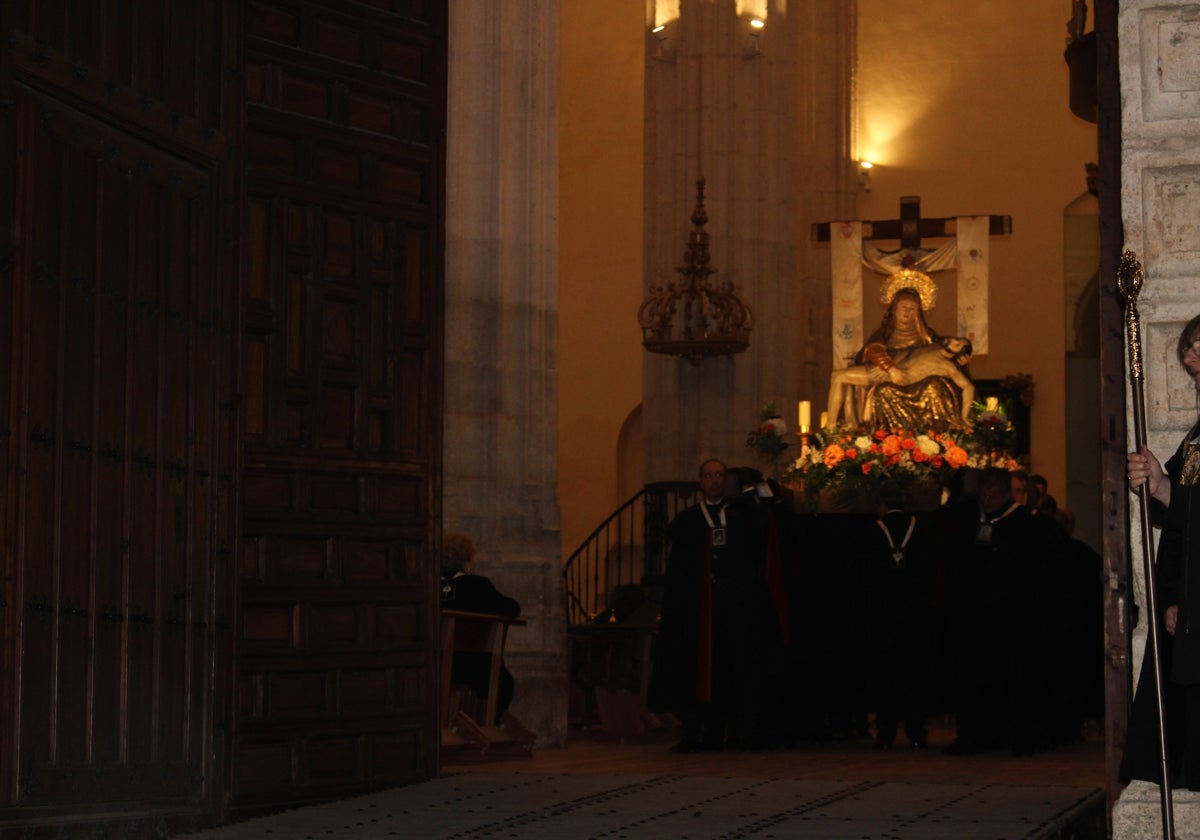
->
<box><xmin>1112</xmin><ymin>0</ymin><xmax>1200</xmax><ymax>835</ymax></box>
<box><xmin>444</xmin><ymin>0</ymin><xmax>566</xmax><ymax>746</ymax></box>
<box><xmin>642</xmin><ymin>0</ymin><xmax>852</xmax><ymax>482</ymax></box>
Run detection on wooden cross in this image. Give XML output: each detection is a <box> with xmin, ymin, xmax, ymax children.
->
<box><xmin>811</xmin><ymin>195</ymin><xmax>1011</xmax><ymax>249</ymax></box>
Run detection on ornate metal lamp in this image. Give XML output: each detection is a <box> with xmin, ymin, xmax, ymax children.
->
<box><xmin>637</xmin><ymin>178</ymin><xmax>753</xmax><ymax>365</ymax></box>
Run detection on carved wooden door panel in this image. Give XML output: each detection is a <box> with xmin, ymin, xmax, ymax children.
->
<box><xmin>1093</xmin><ymin>0</ymin><xmax>1129</xmax><ymax>814</ymax></box>
<box><xmin>0</xmin><ymin>2</ymin><xmax>240</xmax><ymax>833</ymax></box>
<box><xmin>232</xmin><ymin>1</ymin><xmax>446</xmax><ymax>811</ymax></box>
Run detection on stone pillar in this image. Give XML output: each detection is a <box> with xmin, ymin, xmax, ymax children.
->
<box><xmin>1112</xmin><ymin>0</ymin><xmax>1200</xmax><ymax>834</ymax></box>
<box><xmin>642</xmin><ymin>0</ymin><xmax>853</xmax><ymax>482</ymax></box>
<box><xmin>444</xmin><ymin>0</ymin><xmax>566</xmax><ymax>746</ymax></box>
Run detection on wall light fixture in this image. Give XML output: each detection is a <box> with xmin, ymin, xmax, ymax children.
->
<box><xmin>743</xmin><ymin>18</ymin><xmax>764</xmax><ymax>59</ymax></box>
<box><xmin>652</xmin><ymin>23</ymin><xmax>675</xmax><ymax>62</ymax></box>
<box><xmin>858</xmin><ymin>160</ymin><xmax>874</xmax><ymax>192</ymax></box>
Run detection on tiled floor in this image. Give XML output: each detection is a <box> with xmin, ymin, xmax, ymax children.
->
<box><xmin>174</xmin><ymin>720</ymin><xmax>1108</xmax><ymax>839</ymax></box>
<box><xmin>176</xmin><ymin>772</ymin><xmax>1104</xmax><ymax>839</ymax></box>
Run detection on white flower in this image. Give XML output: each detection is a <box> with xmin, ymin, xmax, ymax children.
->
<box><xmin>915</xmin><ymin>435</ymin><xmax>941</xmax><ymax>456</ymax></box>
<box><xmin>854</xmin><ymin>435</ymin><xmax>873</xmax><ymax>451</ymax></box>
<box><xmin>765</xmin><ymin>417</ymin><xmax>787</xmax><ymax>434</ymax></box>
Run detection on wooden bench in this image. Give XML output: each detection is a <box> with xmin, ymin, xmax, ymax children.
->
<box><xmin>440</xmin><ymin>609</ymin><xmax>535</xmax><ymax>760</ymax></box>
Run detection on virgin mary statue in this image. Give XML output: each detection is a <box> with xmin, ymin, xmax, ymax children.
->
<box><xmin>825</xmin><ymin>269</ymin><xmax>974</xmax><ymax>432</ymax></box>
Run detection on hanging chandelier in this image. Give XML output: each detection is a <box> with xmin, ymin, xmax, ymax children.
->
<box><xmin>637</xmin><ymin>178</ymin><xmax>753</xmax><ymax>365</ymax></box>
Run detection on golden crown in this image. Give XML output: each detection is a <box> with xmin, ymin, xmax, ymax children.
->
<box><xmin>880</xmin><ymin>268</ymin><xmax>937</xmax><ymax>310</ymax></box>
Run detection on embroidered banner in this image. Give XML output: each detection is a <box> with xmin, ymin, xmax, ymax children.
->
<box><xmin>831</xmin><ymin>221</ymin><xmax>864</xmax><ymax>369</ymax></box>
<box><xmin>956</xmin><ymin>215</ymin><xmax>990</xmax><ymax>354</ymax></box>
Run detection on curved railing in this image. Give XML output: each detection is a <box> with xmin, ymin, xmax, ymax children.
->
<box><xmin>562</xmin><ymin>481</ymin><xmax>700</xmax><ymax>625</ymax></box>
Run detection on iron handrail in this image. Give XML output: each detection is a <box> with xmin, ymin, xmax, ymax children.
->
<box><xmin>562</xmin><ymin>481</ymin><xmax>699</xmax><ymax>625</ymax></box>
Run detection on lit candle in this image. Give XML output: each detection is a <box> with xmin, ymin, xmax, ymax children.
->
<box><xmin>798</xmin><ymin>400</ymin><xmax>811</xmax><ymax>433</ymax></box>
<box><xmin>819</xmin><ymin>411</ymin><xmax>828</xmax><ymax>430</ymax></box>
<box><xmin>985</xmin><ymin>396</ymin><xmax>999</xmax><ymax>412</ymax></box>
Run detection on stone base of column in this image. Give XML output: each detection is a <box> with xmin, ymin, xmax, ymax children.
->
<box><xmin>508</xmin><ymin>671</ymin><xmax>570</xmax><ymax>749</ymax></box>
<box><xmin>1112</xmin><ymin>780</ymin><xmax>1200</xmax><ymax>838</ymax></box>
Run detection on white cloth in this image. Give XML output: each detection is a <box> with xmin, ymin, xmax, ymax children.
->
<box><xmin>830</xmin><ymin>221</ymin><xmax>864</xmax><ymax>369</ymax></box>
<box><xmin>862</xmin><ymin>239</ymin><xmax>957</xmax><ymax>276</ymax></box>
<box><xmin>955</xmin><ymin>215</ymin><xmax>990</xmax><ymax>354</ymax></box>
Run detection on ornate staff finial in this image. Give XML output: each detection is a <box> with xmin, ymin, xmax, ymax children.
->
<box><xmin>1119</xmin><ymin>251</ymin><xmax>1146</xmax><ymax>383</ymax></box>
<box><xmin>1117</xmin><ymin>249</ymin><xmax>1144</xmax><ymax>304</ymax></box>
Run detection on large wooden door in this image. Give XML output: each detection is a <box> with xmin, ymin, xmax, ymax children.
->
<box><xmin>0</xmin><ymin>1</ymin><xmax>240</xmax><ymax>834</ymax></box>
<box><xmin>231</xmin><ymin>1</ymin><xmax>446</xmax><ymax>812</ymax></box>
<box><xmin>1</xmin><ymin>0</ymin><xmax>447</xmax><ymax>829</ymax></box>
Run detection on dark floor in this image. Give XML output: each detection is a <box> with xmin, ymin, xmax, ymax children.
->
<box><xmin>520</xmin><ymin>715</ymin><xmax>1108</xmax><ymax>787</ymax></box>
<box><xmin>504</xmin><ymin>717</ymin><xmax>1106</xmax><ymax>788</ymax></box>
<box><xmin>174</xmin><ymin>719</ymin><xmax>1109</xmax><ymax>839</ymax></box>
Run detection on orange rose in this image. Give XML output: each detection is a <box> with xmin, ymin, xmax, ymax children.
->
<box><xmin>912</xmin><ymin>450</ymin><xmax>928</xmax><ymax>463</ymax></box>
<box><xmin>861</xmin><ymin>462</ymin><xmax>873</xmax><ymax>475</ymax></box>
<box><xmin>900</xmin><ymin>437</ymin><xmax>915</xmax><ymax>450</ymax></box>
<box><xmin>881</xmin><ymin>435</ymin><xmax>901</xmax><ymax>456</ymax></box>
<box><xmin>946</xmin><ymin>445</ymin><xmax>968</xmax><ymax>468</ymax></box>
<box><xmin>823</xmin><ymin>445</ymin><xmax>844</xmax><ymax>468</ymax></box>
<box><xmin>845</xmin><ymin>448</ymin><xmax>858</xmax><ymax>460</ymax></box>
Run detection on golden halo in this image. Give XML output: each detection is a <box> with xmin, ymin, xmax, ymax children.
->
<box><xmin>880</xmin><ymin>268</ymin><xmax>937</xmax><ymax>310</ymax></box>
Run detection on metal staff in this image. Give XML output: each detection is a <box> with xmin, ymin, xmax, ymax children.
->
<box><xmin>1118</xmin><ymin>249</ymin><xmax>1175</xmax><ymax>840</ymax></box>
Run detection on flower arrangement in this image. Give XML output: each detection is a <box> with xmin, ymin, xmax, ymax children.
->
<box><xmin>789</xmin><ymin>423</ymin><xmax>1025</xmax><ymax>503</ymax></box>
<box><xmin>745</xmin><ymin>402</ymin><xmax>791</xmax><ymax>461</ymax></box>
<box><xmin>791</xmin><ymin>428</ymin><xmax>970</xmax><ymax>498</ymax></box>
<box><xmin>769</xmin><ymin>373</ymin><xmax>1035</xmax><ymax>505</ymax></box>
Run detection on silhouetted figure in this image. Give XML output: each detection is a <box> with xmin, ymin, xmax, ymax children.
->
<box><xmin>440</xmin><ymin>532</ymin><xmax>520</xmax><ymax>723</ymax></box>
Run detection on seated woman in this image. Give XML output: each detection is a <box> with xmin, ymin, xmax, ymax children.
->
<box><xmin>441</xmin><ymin>532</ymin><xmax>521</xmax><ymax>723</ymax></box>
<box><xmin>826</xmin><ymin>275</ymin><xmax>974</xmax><ymax>431</ymax></box>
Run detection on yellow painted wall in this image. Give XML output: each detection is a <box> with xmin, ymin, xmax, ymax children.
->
<box><xmin>856</xmin><ymin>0</ymin><xmax>1096</xmax><ymax>499</ymax></box>
<box><xmin>558</xmin><ymin>1</ymin><xmax>647</xmax><ymax>558</ymax></box>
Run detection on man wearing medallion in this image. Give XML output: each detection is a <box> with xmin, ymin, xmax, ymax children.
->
<box><xmin>861</xmin><ymin>485</ymin><xmax>936</xmax><ymax>750</ymax></box>
<box><xmin>649</xmin><ymin>458</ymin><xmax>762</xmax><ymax>752</ymax></box>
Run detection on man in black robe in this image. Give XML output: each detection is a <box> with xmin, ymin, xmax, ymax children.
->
<box><xmin>862</xmin><ymin>486</ymin><xmax>936</xmax><ymax>750</ymax></box>
<box><xmin>944</xmin><ymin>467</ymin><xmax>1045</xmax><ymax>755</ymax></box>
<box><xmin>649</xmin><ymin>459</ymin><xmax>763</xmax><ymax>752</ymax></box>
